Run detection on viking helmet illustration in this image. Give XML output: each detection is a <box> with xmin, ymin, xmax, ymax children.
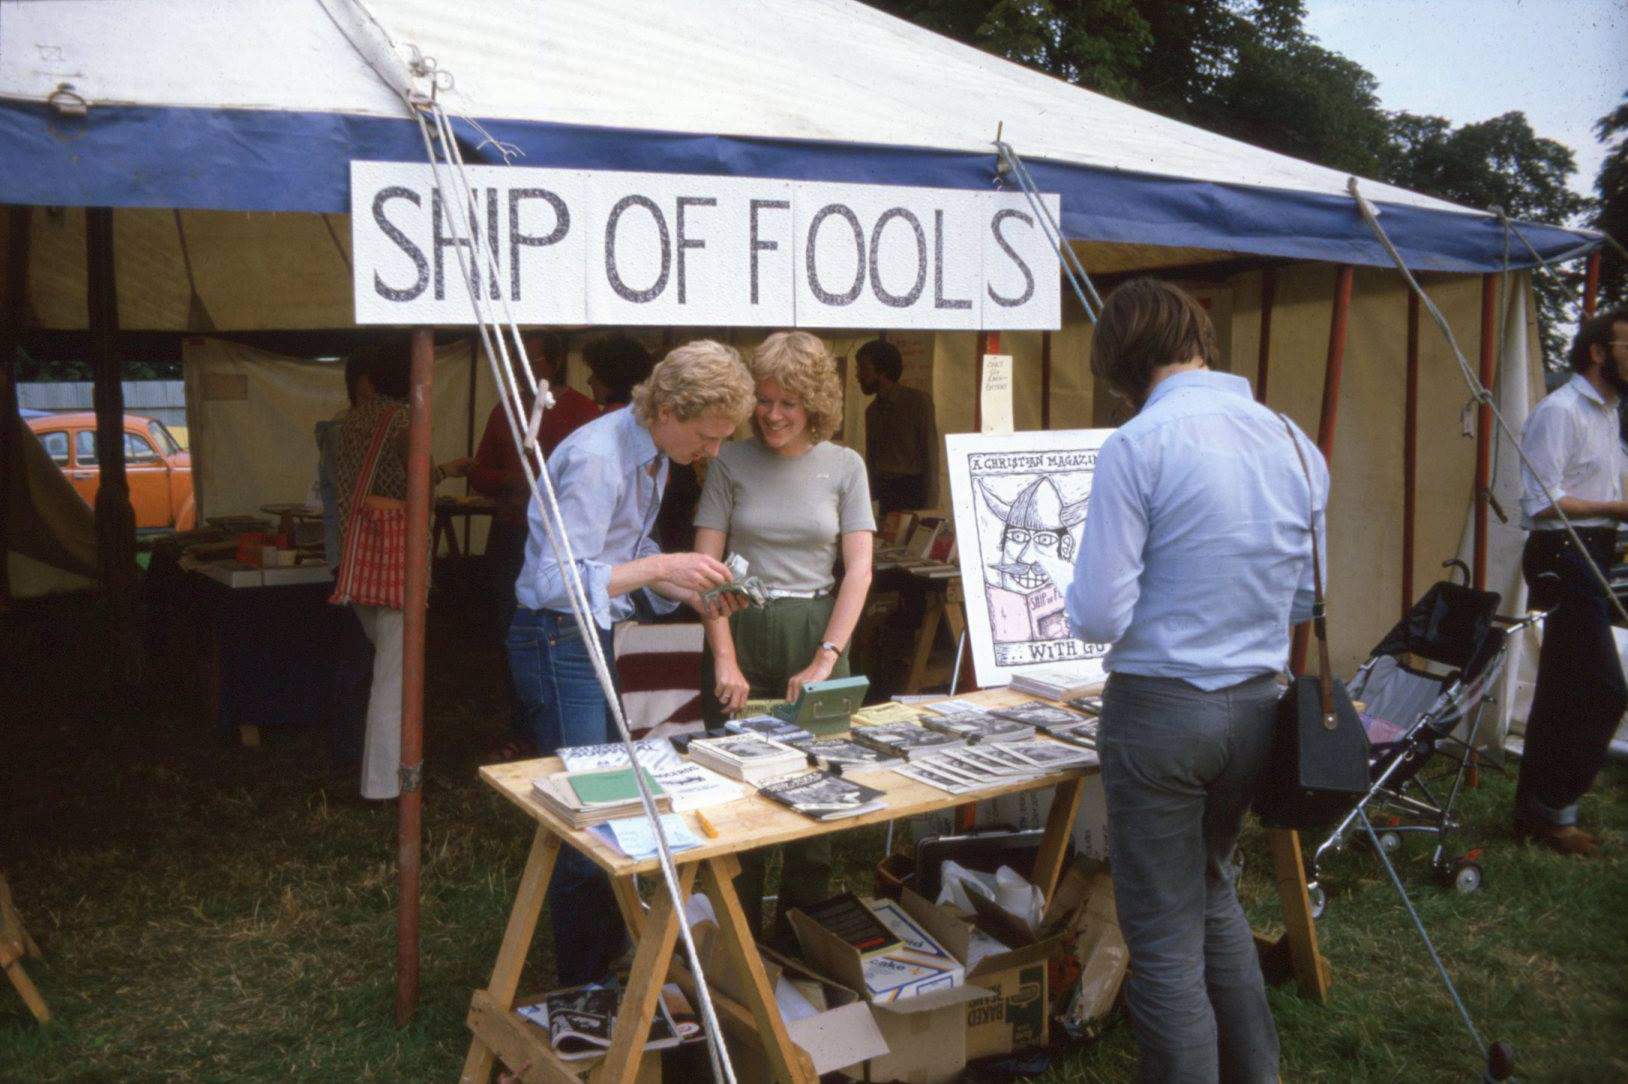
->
<box><xmin>979</xmin><ymin>476</ymin><xmax>1088</xmax><ymax>533</ymax></box>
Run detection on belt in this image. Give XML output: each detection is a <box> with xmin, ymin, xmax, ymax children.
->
<box><xmin>763</xmin><ymin>587</ymin><xmax>832</xmax><ymax>600</ymax></box>
<box><xmin>1529</xmin><ymin>526</ymin><xmax>1617</xmax><ymax>545</ymax></box>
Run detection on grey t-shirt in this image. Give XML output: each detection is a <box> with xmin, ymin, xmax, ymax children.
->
<box><xmin>694</xmin><ymin>438</ymin><xmax>875</xmax><ymax>593</ymax></box>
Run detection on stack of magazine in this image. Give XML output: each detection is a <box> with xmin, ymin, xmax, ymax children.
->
<box><xmin>990</xmin><ymin>700</ymin><xmax>1093</xmax><ymax>732</ymax></box>
<box><xmin>1009</xmin><ymin>666</ymin><xmax>1102</xmax><ymax>702</ymax></box>
<box><xmin>687</xmin><ymin>734</ymin><xmax>809</xmax><ymax>784</ymax></box>
<box><xmin>803</xmin><ymin>736</ymin><xmax>903</xmax><ymax>773</ymax></box>
<box><xmin>558</xmin><ymin>739</ymin><xmax>745</xmax><ymax>812</ymax></box>
<box><xmin>723</xmin><ymin>714</ymin><xmax>815</xmax><ymax>747</ymax></box>
<box><xmin>759</xmin><ymin>770</ymin><xmax>887</xmax><ymax>821</ymax></box>
<box><xmin>920</xmin><ymin>709</ymin><xmax>1035</xmax><ymax>744</ymax></box>
<box><xmin>531</xmin><ymin>766</ymin><xmax>671</xmax><ymax>827</ymax></box>
<box><xmin>516</xmin><ymin>982</ymin><xmax>692</xmax><ymax>1061</ymax></box>
<box><xmin>893</xmin><ymin>737</ymin><xmax>1095</xmax><ymax>794</ymax></box>
<box><xmin>852</xmin><ymin>721</ymin><xmax>966</xmax><ymax>761</ymax></box>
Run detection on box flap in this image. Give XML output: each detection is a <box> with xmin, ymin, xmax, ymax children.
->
<box><xmin>867</xmin><ymin>982</ymin><xmax>991</xmax><ymax>1016</ymax></box>
<box><xmin>897</xmin><ymin>886</ymin><xmax>976</xmax><ymax>958</ymax></box>
<box><xmin>967</xmin><ymin>883</ymin><xmax>1042</xmax><ymax>947</ymax></box>
<box><xmin>966</xmin><ymin>932</ymin><xmax>1065</xmax><ymax>979</ymax></box>
<box><xmin>789</xmin><ymin>908</ymin><xmax>868</xmax><ymax>993</ymax></box>
<box><xmin>787</xmin><ymin>1000</ymin><xmax>890</xmax><ymax>1074</ymax></box>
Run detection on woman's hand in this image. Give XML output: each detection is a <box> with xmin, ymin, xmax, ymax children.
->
<box><xmin>713</xmin><ymin>658</ymin><xmax>751</xmax><ymax>715</ymax></box>
<box><xmin>785</xmin><ymin>650</ymin><xmax>837</xmax><ymax>703</ymax></box>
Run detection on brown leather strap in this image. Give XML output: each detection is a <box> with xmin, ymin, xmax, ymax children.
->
<box><xmin>1277</xmin><ymin>413</ymin><xmax>1336</xmax><ymax>729</ymax></box>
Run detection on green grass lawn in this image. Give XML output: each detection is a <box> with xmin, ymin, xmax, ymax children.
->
<box><xmin>1</xmin><ymin>591</ymin><xmax>1625</xmax><ymax>1082</ymax></box>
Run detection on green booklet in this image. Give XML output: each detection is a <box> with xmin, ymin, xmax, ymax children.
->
<box><xmin>566</xmin><ymin>766</ymin><xmax>665</xmax><ymax>807</ymax></box>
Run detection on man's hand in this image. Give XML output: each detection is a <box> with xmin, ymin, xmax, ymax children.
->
<box><xmin>660</xmin><ymin>552</ymin><xmax>734</xmax><ymax>594</ymax></box>
<box><xmin>713</xmin><ymin>658</ymin><xmax>752</xmax><ymax>715</ymax></box>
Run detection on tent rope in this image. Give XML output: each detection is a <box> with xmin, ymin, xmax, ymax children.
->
<box><xmin>411</xmin><ymin>100</ymin><xmax>740</xmax><ymax>1084</ymax></box>
<box><xmin>1348</xmin><ymin>177</ymin><xmax>1628</xmax><ymax>629</ymax></box>
<box><xmin>993</xmin><ymin>138</ymin><xmax>1102</xmax><ymax>321</ymax></box>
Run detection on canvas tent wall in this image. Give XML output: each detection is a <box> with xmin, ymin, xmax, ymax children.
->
<box><xmin>0</xmin><ymin>0</ymin><xmax>1598</xmax><ymax>671</ymax></box>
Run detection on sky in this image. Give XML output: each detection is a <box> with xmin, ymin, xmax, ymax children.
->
<box><xmin>1302</xmin><ymin>0</ymin><xmax>1627</xmax><ymax>199</ymax></box>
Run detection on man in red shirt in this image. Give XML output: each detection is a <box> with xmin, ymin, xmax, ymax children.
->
<box><xmin>470</xmin><ymin>331</ymin><xmax>601</xmax><ymax>755</ymax></box>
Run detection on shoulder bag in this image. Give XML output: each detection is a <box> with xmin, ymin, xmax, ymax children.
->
<box><xmin>1253</xmin><ymin>416</ymin><xmax>1370</xmax><ymax>831</ymax></box>
<box><xmin>328</xmin><ymin>405</ymin><xmax>407</xmax><ymax>610</ymax></box>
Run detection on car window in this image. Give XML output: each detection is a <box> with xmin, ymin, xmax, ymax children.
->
<box><xmin>125</xmin><ymin>432</ymin><xmax>160</xmax><ymax>463</ymax></box>
<box><xmin>148</xmin><ymin>420</ymin><xmax>181</xmax><ymax>456</ymax></box>
<box><xmin>39</xmin><ymin>430</ymin><xmax>69</xmax><ymax>465</ymax></box>
<box><xmin>75</xmin><ymin>430</ymin><xmax>97</xmax><ymax>465</ymax></box>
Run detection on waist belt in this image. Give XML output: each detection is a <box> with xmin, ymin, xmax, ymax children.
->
<box><xmin>763</xmin><ymin>587</ymin><xmax>832</xmax><ymax>600</ymax></box>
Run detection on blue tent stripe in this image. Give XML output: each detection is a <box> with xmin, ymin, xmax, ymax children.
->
<box><xmin>0</xmin><ymin>100</ymin><xmax>1596</xmax><ymax>273</ymax></box>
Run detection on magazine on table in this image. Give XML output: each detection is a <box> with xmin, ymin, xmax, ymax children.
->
<box><xmin>687</xmin><ymin>734</ymin><xmax>810</xmax><ymax>783</ymax></box>
<box><xmin>892</xmin><ymin>759</ymin><xmax>979</xmax><ymax>794</ymax></box>
<box><xmin>991</xmin><ymin>701</ymin><xmax>1092</xmax><ymax>730</ymax></box>
<box><xmin>559</xmin><ymin>738</ymin><xmax>684</xmax><ymax>773</ymax></box>
<box><xmin>937</xmin><ymin>746</ymin><xmax>1044</xmax><ymax>781</ymax></box>
<box><xmin>920</xmin><ymin>697</ymin><xmax>990</xmax><ymax>716</ymax></box>
<box><xmin>1064</xmin><ymin>695</ymin><xmax>1104</xmax><ymax>716</ymax></box>
<box><xmin>804</xmin><ymin>737</ymin><xmax>903</xmax><ymax>773</ymax></box>
<box><xmin>516</xmin><ymin>982</ymin><xmax>684</xmax><ymax>1061</ymax></box>
<box><xmin>758</xmin><ymin>770</ymin><xmax>887</xmax><ymax>821</ymax></box>
<box><xmin>999</xmin><ymin>738</ymin><xmax>1098</xmax><ymax>771</ymax></box>
<box><xmin>850</xmin><ymin>701</ymin><xmax>924</xmax><ymax>727</ymax></box>
<box><xmin>552</xmin><ymin>743</ymin><xmax>745</xmax><ymax>812</ymax></box>
<box><xmin>724</xmin><ymin>714</ymin><xmax>816</xmax><ymax>746</ymax></box>
<box><xmin>1047</xmin><ymin>719</ymin><xmax>1100</xmax><ymax>750</ymax></box>
<box><xmin>851</xmin><ymin>721</ymin><xmax>966</xmax><ymax>760</ymax></box>
<box><xmin>919</xmin><ymin>710</ymin><xmax>1034</xmax><ymax>743</ymax></box>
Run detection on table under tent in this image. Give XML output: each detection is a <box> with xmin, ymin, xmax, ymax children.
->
<box><xmin>0</xmin><ymin>0</ymin><xmax>1604</xmax><ymax>1048</ymax></box>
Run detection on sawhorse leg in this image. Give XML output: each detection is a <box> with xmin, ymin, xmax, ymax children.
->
<box><xmin>590</xmin><ymin>863</ymin><xmax>698</xmax><ymax>1084</ymax></box>
<box><xmin>459</xmin><ymin>828</ymin><xmax>561</xmax><ymax>1084</ymax></box>
<box><xmin>0</xmin><ymin>873</ymin><xmax>48</xmax><ymax>1025</ymax></box>
<box><xmin>1267</xmin><ymin>828</ymin><xmax>1331</xmax><ymax>1002</ymax></box>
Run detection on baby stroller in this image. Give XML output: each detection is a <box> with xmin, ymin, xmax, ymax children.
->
<box><xmin>1306</xmin><ymin>564</ymin><xmax>1538</xmax><ymax>918</ymax></box>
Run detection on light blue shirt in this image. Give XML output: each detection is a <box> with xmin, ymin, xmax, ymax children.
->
<box><xmin>1065</xmin><ymin>369</ymin><xmax>1328</xmax><ymax>690</ymax></box>
<box><xmin>515</xmin><ymin>407</ymin><xmax>677</xmax><ymax>630</ymax></box>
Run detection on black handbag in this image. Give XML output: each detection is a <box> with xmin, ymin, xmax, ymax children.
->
<box><xmin>1253</xmin><ymin>417</ymin><xmax>1370</xmax><ymax>831</ymax></box>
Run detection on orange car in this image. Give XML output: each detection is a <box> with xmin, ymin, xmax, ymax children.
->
<box><xmin>28</xmin><ymin>411</ymin><xmax>196</xmax><ymax>530</ymax></box>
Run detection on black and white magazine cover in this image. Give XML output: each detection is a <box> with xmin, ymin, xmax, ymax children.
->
<box><xmin>1001</xmin><ymin>738</ymin><xmax>1097</xmax><ymax>770</ymax></box>
<box><xmin>805</xmin><ymin>738</ymin><xmax>902</xmax><ymax>773</ymax></box>
<box><xmin>851</xmin><ymin>722</ymin><xmax>964</xmax><ymax>760</ymax></box>
<box><xmin>893</xmin><ymin>760</ymin><xmax>978</xmax><ymax>794</ymax></box>
<box><xmin>519</xmin><ymin>982</ymin><xmax>683</xmax><ymax>1061</ymax></box>
<box><xmin>920</xmin><ymin>710</ymin><xmax>1034</xmax><ymax>743</ymax></box>
<box><xmin>759</xmin><ymin>770</ymin><xmax>887</xmax><ymax>821</ymax></box>
<box><xmin>991</xmin><ymin>701</ymin><xmax>1091</xmax><ymax>730</ymax></box>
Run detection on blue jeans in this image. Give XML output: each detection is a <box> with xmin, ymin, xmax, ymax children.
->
<box><xmin>506</xmin><ymin>607</ymin><xmax>629</xmax><ymax>986</ymax></box>
<box><xmin>1101</xmin><ymin>671</ymin><xmax>1281</xmax><ymax>1084</ymax></box>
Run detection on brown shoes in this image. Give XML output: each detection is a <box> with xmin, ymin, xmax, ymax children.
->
<box><xmin>1514</xmin><ymin>814</ymin><xmax>1599</xmax><ymax>857</ymax></box>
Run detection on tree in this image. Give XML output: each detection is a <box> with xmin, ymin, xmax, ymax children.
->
<box><xmin>1592</xmin><ymin>91</ymin><xmax>1628</xmax><ymax>311</ymax></box>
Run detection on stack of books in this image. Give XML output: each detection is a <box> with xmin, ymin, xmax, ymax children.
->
<box><xmin>724</xmin><ymin>714</ymin><xmax>815</xmax><ymax>747</ymax></box>
<box><xmin>803</xmin><ymin>736</ymin><xmax>903</xmax><ymax>773</ymax></box>
<box><xmin>920</xmin><ymin>709</ymin><xmax>1034</xmax><ymax>744</ymax></box>
<box><xmin>531</xmin><ymin>766</ymin><xmax>671</xmax><ymax>827</ymax></box>
<box><xmin>1009</xmin><ymin>666</ymin><xmax>1102</xmax><ymax>702</ymax></box>
<box><xmin>759</xmin><ymin>770</ymin><xmax>888</xmax><ymax>821</ymax></box>
<box><xmin>990</xmin><ymin>700</ymin><xmax>1092</xmax><ymax>732</ymax></box>
<box><xmin>852</xmin><ymin>721</ymin><xmax>966</xmax><ymax>761</ymax></box>
<box><xmin>686</xmin><ymin>734</ymin><xmax>810</xmax><ymax>784</ymax></box>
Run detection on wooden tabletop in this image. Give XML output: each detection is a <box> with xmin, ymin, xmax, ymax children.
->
<box><xmin>478</xmin><ymin>685</ymin><xmax>1099</xmax><ymax>877</ymax></box>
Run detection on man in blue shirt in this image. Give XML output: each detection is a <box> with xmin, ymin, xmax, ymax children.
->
<box><xmin>508</xmin><ymin>339</ymin><xmax>755</xmax><ymax>987</ymax></box>
<box><xmin>1067</xmin><ymin>279</ymin><xmax>1327</xmax><ymax>1084</ymax></box>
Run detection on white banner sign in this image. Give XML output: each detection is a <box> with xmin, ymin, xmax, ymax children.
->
<box><xmin>350</xmin><ymin>162</ymin><xmax>1060</xmax><ymax>330</ymax></box>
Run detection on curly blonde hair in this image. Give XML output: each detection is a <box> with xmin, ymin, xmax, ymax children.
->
<box><xmin>630</xmin><ymin>339</ymin><xmax>754</xmax><ymax>428</ymax></box>
<box><xmin>748</xmin><ymin>331</ymin><xmax>843</xmax><ymax>445</ymax></box>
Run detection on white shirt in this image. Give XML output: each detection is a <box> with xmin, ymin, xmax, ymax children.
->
<box><xmin>1518</xmin><ymin>373</ymin><xmax>1626</xmax><ymax>530</ymax></box>
<box><xmin>1065</xmin><ymin>370</ymin><xmax>1328</xmax><ymax>691</ymax></box>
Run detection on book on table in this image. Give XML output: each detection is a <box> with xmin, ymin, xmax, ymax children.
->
<box><xmin>1009</xmin><ymin>665</ymin><xmax>1103</xmax><ymax>702</ymax></box>
<box><xmin>919</xmin><ymin>709</ymin><xmax>1034</xmax><ymax>743</ymax></box>
<box><xmin>803</xmin><ymin>736</ymin><xmax>903</xmax><ymax>773</ymax></box>
<box><xmin>686</xmin><ymin>734</ymin><xmax>810</xmax><ymax>784</ymax></box>
<box><xmin>793</xmin><ymin>891</ymin><xmax>901</xmax><ymax>958</ymax></box>
<box><xmin>530</xmin><ymin>767</ymin><xmax>671</xmax><ymax>827</ymax></box>
<box><xmin>851</xmin><ymin>721</ymin><xmax>966</xmax><ymax>761</ymax></box>
<box><xmin>990</xmin><ymin>700</ymin><xmax>1092</xmax><ymax>731</ymax></box>
<box><xmin>516</xmin><ymin>982</ymin><xmax>684</xmax><ymax>1061</ymax></box>
<box><xmin>758</xmin><ymin>769</ymin><xmax>888</xmax><ymax>821</ymax></box>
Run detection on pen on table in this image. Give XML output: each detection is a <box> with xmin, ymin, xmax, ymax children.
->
<box><xmin>695</xmin><ymin>811</ymin><xmax>720</xmax><ymax>839</ymax></box>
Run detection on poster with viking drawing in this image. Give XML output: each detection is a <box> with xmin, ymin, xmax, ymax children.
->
<box><xmin>946</xmin><ymin>429</ymin><xmax>1115</xmax><ymax>688</ymax></box>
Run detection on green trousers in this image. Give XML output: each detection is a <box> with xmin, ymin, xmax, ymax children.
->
<box><xmin>700</xmin><ymin>595</ymin><xmax>849</xmax><ymax>952</ymax></box>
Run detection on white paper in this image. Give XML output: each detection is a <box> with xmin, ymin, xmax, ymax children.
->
<box><xmin>591</xmin><ymin>813</ymin><xmax>704</xmax><ymax>860</ymax></box>
<box><xmin>980</xmin><ymin>354</ymin><xmax>1014</xmax><ymax>434</ymax></box>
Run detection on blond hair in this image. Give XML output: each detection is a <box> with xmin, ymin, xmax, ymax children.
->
<box><xmin>630</xmin><ymin>339</ymin><xmax>754</xmax><ymax>428</ymax></box>
<box><xmin>748</xmin><ymin>331</ymin><xmax>843</xmax><ymax>445</ymax></box>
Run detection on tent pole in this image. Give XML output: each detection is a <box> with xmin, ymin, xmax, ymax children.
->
<box><xmin>1583</xmin><ymin>251</ymin><xmax>1600</xmax><ymax>319</ymax></box>
<box><xmin>1291</xmin><ymin>265</ymin><xmax>1353</xmax><ymax>674</ymax></box>
<box><xmin>0</xmin><ymin>206</ymin><xmax>31</xmax><ymax>610</ymax></box>
<box><xmin>1255</xmin><ymin>268</ymin><xmax>1277</xmax><ymax>404</ymax></box>
<box><xmin>1040</xmin><ymin>331</ymin><xmax>1052</xmax><ymax>430</ymax></box>
<box><xmin>1402</xmin><ymin>290</ymin><xmax>1420</xmax><ymax>618</ymax></box>
<box><xmin>463</xmin><ymin>337</ymin><xmax>477</xmax><ymax>555</ymax></box>
<box><xmin>396</xmin><ymin>326</ymin><xmax>433</xmax><ymax>1025</ymax></box>
<box><xmin>974</xmin><ymin>332</ymin><xmax>990</xmax><ymax>431</ymax></box>
<box><xmin>1473</xmin><ymin>274</ymin><xmax>1495</xmax><ymax>592</ymax></box>
<box><xmin>86</xmin><ymin>208</ymin><xmax>144</xmax><ymax>685</ymax></box>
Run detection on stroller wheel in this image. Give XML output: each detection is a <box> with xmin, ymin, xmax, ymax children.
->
<box><xmin>1450</xmin><ymin>860</ymin><xmax>1482</xmax><ymax>895</ymax></box>
<box><xmin>1306</xmin><ymin>883</ymin><xmax>1326</xmax><ymax>920</ymax></box>
<box><xmin>1377</xmin><ymin>830</ymin><xmax>1402</xmax><ymax>854</ymax></box>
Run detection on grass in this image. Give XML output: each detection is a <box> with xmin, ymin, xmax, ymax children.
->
<box><xmin>1</xmin><ymin>588</ymin><xmax>1625</xmax><ymax>1082</ymax></box>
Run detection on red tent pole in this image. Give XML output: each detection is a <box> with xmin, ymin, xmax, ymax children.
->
<box><xmin>1583</xmin><ymin>251</ymin><xmax>1601</xmax><ymax>319</ymax></box>
<box><xmin>396</xmin><ymin>326</ymin><xmax>434</xmax><ymax>1024</ymax></box>
<box><xmin>1256</xmin><ymin>268</ymin><xmax>1277</xmax><ymax>404</ymax></box>
<box><xmin>1291</xmin><ymin>266</ymin><xmax>1353</xmax><ymax>674</ymax></box>
<box><xmin>1402</xmin><ymin>291</ymin><xmax>1420</xmax><ymax>617</ymax></box>
<box><xmin>1473</xmin><ymin>274</ymin><xmax>1496</xmax><ymax>592</ymax></box>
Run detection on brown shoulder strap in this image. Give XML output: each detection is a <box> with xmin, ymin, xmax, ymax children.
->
<box><xmin>1277</xmin><ymin>413</ymin><xmax>1337</xmax><ymax>728</ymax></box>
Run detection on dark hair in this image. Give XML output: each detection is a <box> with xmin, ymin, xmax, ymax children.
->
<box><xmin>1569</xmin><ymin>306</ymin><xmax>1628</xmax><ymax>373</ymax></box>
<box><xmin>522</xmin><ymin>331</ymin><xmax>569</xmax><ymax>379</ymax></box>
<box><xmin>856</xmin><ymin>339</ymin><xmax>902</xmax><ymax>381</ymax></box>
<box><xmin>343</xmin><ymin>351</ymin><xmax>370</xmax><ymax>406</ymax></box>
<box><xmin>583</xmin><ymin>334</ymin><xmax>654</xmax><ymax>405</ymax></box>
<box><xmin>361</xmin><ymin>335</ymin><xmax>411</xmax><ymax>402</ymax></box>
<box><xmin>1090</xmin><ymin>278</ymin><xmax>1219</xmax><ymax>402</ymax></box>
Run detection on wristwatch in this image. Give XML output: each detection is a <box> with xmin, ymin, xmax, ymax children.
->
<box><xmin>818</xmin><ymin>640</ymin><xmax>841</xmax><ymax>656</ymax></box>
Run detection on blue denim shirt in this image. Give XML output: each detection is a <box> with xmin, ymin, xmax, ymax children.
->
<box><xmin>515</xmin><ymin>407</ymin><xmax>677</xmax><ymax>630</ymax></box>
<box><xmin>1065</xmin><ymin>370</ymin><xmax>1328</xmax><ymax>690</ymax></box>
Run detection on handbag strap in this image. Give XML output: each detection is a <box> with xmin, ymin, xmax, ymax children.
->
<box><xmin>1276</xmin><ymin>413</ymin><xmax>1337</xmax><ymax>729</ymax></box>
<box><xmin>344</xmin><ymin>404</ymin><xmax>402</xmax><ymax>528</ymax></box>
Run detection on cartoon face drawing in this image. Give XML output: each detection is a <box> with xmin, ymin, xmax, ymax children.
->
<box><xmin>979</xmin><ymin>476</ymin><xmax>1087</xmax><ymax>594</ymax></box>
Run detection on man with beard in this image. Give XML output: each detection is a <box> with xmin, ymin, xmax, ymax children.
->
<box><xmin>979</xmin><ymin>475</ymin><xmax>1087</xmax><ymax>644</ymax></box>
<box><xmin>856</xmin><ymin>339</ymin><xmax>939</xmax><ymax>515</ymax></box>
<box><xmin>1512</xmin><ymin>306</ymin><xmax>1628</xmax><ymax>857</ymax></box>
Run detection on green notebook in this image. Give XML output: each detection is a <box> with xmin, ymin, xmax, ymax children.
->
<box><xmin>567</xmin><ymin>767</ymin><xmax>665</xmax><ymax>806</ymax></box>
